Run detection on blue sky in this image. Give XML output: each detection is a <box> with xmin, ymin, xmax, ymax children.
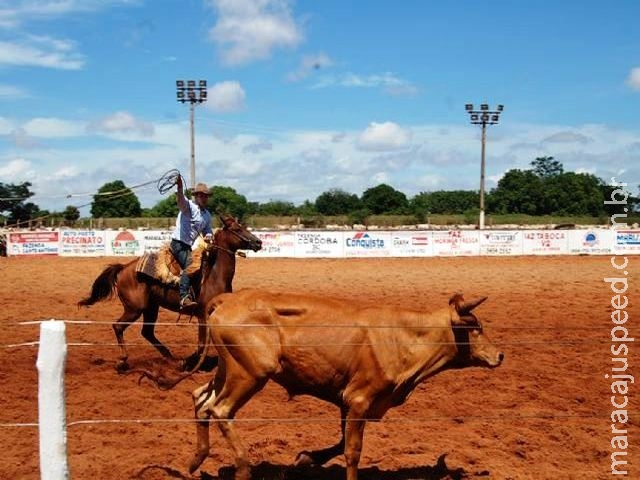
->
<box><xmin>1</xmin><ymin>0</ymin><xmax>639</xmax><ymax>213</ymax></box>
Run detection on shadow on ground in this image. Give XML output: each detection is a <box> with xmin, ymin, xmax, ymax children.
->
<box><xmin>133</xmin><ymin>454</ymin><xmax>479</xmax><ymax>480</ymax></box>
<box><xmin>204</xmin><ymin>454</ymin><xmax>486</xmax><ymax>480</ymax></box>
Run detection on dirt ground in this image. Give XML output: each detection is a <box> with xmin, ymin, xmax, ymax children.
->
<box><xmin>1</xmin><ymin>255</ymin><xmax>637</xmax><ymax>480</ymax></box>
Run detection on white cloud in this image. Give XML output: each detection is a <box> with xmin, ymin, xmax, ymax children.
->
<box><xmin>88</xmin><ymin>111</ymin><xmax>154</xmax><ymax>137</ymax></box>
<box><xmin>0</xmin><ymin>116</ymin><xmax>14</xmax><ymax>134</ymax></box>
<box><xmin>207</xmin><ymin>0</ymin><xmax>303</xmax><ymax>66</ymax></box>
<box><xmin>3</xmin><ymin>117</ymin><xmax>638</xmax><ymax>213</ymax></box>
<box><xmin>542</xmin><ymin>131</ymin><xmax>592</xmax><ymax>144</ymax></box>
<box><xmin>0</xmin><ymin>83</ymin><xmax>30</xmax><ymax>99</ymax></box>
<box><xmin>207</xmin><ymin>81</ymin><xmax>246</xmax><ymax>113</ymax></box>
<box><xmin>0</xmin><ymin>36</ymin><xmax>85</xmax><ymax>70</ymax></box>
<box><xmin>357</xmin><ymin>122</ymin><xmax>412</xmax><ymax>151</ymax></box>
<box><xmin>0</xmin><ymin>158</ymin><xmax>35</xmax><ymax>180</ymax></box>
<box><xmin>242</xmin><ymin>139</ymin><xmax>272</xmax><ymax>154</ymax></box>
<box><xmin>627</xmin><ymin>67</ymin><xmax>640</xmax><ymax>91</ymax></box>
<box><xmin>312</xmin><ymin>72</ymin><xmax>419</xmax><ymax>96</ymax></box>
<box><xmin>23</xmin><ymin>117</ymin><xmax>85</xmax><ymax>138</ymax></box>
<box><xmin>0</xmin><ymin>0</ymin><xmax>138</xmax><ymax>28</ymax></box>
<box><xmin>287</xmin><ymin>52</ymin><xmax>333</xmax><ymax>82</ymax></box>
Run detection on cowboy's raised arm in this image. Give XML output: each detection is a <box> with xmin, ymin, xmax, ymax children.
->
<box><xmin>175</xmin><ymin>175</ymin><xmax>190</xmax><ymax>214</ymax></box>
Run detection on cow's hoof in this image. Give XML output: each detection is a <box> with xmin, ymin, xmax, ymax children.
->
<box><xmin>294</xmin><ymin>451</ymin><xmax>315</xmax><ymax>467</ymax></box>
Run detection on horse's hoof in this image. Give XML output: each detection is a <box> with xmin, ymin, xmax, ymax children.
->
<box><xmin>294</xmin><ymin>451</ymin><xmax>315</xmax><ymax>467</ymax></box>
<box><xmin>115</xmin><ymin>361</ymin><xmax>129</xmax><ymax>374</ymax></box>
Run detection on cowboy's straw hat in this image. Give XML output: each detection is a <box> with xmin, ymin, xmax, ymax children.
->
<box><xmin>193</xmin><ymin>183</ymin><xmax>210</xmax><ymax>195</ymax></box>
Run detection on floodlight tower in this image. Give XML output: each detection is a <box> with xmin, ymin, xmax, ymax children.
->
<box><xmin>465</xmin><ymin>103</ymin><xmax>504</xmax><ymax>229</ymax></box>
<box><xmin>176</xmin><ymin>79</ymin><xmax>208</xmax><ymax>189</ymax></box>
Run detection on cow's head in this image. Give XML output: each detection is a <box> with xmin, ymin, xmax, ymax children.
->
<box><xmin>448</xmin><ymin>293</ymin><xmax>504</xmax><ymax>368</ymax></box>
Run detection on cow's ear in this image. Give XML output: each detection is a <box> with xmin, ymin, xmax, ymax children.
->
<box><xmin>449</xmin><ymin>293</ymin><xmax>465</xmax><ymax>325</ymax></box>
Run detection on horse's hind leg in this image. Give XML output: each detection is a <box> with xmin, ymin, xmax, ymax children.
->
<box><xmin>113</xmin><ymin>309</ymin><xmax>142</xmax><ymax>372</ymax></box>
<box><xmin>141</xmin><ymin>303</ymin><xmax>173</xmax><ymax>359</ymax></box>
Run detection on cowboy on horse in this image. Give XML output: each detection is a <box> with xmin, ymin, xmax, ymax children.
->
<box><xmin>171</xmin><ymin>176</ymin><xmax>213</xmax><ymax>311</ymax></box>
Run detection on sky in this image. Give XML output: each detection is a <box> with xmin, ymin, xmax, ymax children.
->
<box><xmin>0</xmin><ymin>0</ymin><xmax>639</xmax><ymax>214</ymax></box>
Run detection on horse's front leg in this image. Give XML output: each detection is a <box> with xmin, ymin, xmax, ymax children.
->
<box><xmin>141</xmin><ymin>303</ymin><xmax>173</xmax><ymax>359</ymax></box>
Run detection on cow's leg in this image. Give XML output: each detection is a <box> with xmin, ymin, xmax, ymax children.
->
<box><xmin>189</xmin><ymin>363</ymin><xmax>225</xmax><ymax>474</ymax></box>
<box><xmin>295</xmin><ymin>405</ymin><xmax>348</xmax><ymax>466</ymax></box>
<box><xmin>112</xmin><ymin>308</ymin><xmax>142</xmax><ymax>372</ymax></box>
<box><xmin>140</xmin><ymin>303</ymin><xmax>172</xmax><ymax>359</ymax></box>
<box><xmin>343</xmin><ymin>412</ymin><xmax>367</xmax><ymax>480</ymax></box>
<box><xmin>213</xmin><ymin>373</ymin><xmax>268</xmax><ymax>480</ymax></box>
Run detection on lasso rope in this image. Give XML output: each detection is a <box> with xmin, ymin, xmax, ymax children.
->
<box><xmin>156</xmin><ymin>169</ymin><xmax>183</xmax><ymax>195</ymax></box>
<box><xmin>2</xmin><ymin>169</ymin><xmax>185</xmax><ymax>229</ymax></box>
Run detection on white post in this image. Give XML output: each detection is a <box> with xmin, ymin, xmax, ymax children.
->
<box><xmin>37</xmin><ymin>320</ymin><xmax>69</xmax><ymax>480</ymax></box>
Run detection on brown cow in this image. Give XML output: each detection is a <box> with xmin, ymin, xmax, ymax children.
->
<box><xmin>188</xmin><ymin>289</ymin><xmax>504</xmax><ymax>480</ymax></box>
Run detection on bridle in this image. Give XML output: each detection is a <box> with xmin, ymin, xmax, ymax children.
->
<box><xmin>206</xmin><ymin>222</ymin><xmax>258</xmax><ymax>258</ymax></box>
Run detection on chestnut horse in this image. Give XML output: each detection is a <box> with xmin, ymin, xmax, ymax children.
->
<box><xmin>78</xmin><ymin>214</ymin><xmax>262</xmax><ymax>371</ymax></box>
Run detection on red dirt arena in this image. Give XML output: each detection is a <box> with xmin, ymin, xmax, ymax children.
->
<box><xmin>1</xmin><ymin>255</ymin><xmax>637</xmax><ymax>479</ymax></box>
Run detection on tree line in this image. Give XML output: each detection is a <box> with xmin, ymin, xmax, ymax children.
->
<box><xmin>1</xmin><ymin>157</ymin><xmax>638</xmax><ymax>227</ymax></box>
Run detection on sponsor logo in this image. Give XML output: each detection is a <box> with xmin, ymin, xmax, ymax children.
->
<box><xmin>111</xmin><ymin>231</ymin><xmax>139</xmax><ymax>255</ymax></box>
<box><xmin>412</xmin><ymin>235</ymin><xmax>429</xmax><ymax>246</ymax></box>
<box><xmin>616</xmin><ymin>231</ymin><xmax>640</xmax><ymax>245</ymax></box>
<box><xmin>583</xmin><ymin>231</ymin><xmax>598</xmax><ymax>247</ymax></box>
<box><xmin>297</xmin><ymin>233</ymin><xmax>339</xmax><ymax>245</ymax></box>
<box><xmin>346</xmin><ymin>232</ymin><xmax>384</xmax><ymax>248</ymax></box>
<box><xmin>484</xmin><ymin>232</ymin><xmax>517</xmax><ymax>243</ymax></box>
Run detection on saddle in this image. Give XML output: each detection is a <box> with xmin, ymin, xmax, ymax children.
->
<box><xmin>136</xmin><ymin>241</ymin><xmax>208</xmax><ymax>285</ymax></box>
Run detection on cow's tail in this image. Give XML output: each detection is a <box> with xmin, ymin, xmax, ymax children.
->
<box><xmin>77</xmin><ymin>263</ymin><xmax>125</xmax><ymax>307</ymax></box>
<box><xmin>132</xmin><ymin>322</ymin><xmax>212</xmax><ymax>391</ymax></box>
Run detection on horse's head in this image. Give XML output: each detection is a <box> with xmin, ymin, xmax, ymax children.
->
<box><xmin>217</xmin><ymin>214</ymin><xmax>262</xmax><ymax>253</ymax></box>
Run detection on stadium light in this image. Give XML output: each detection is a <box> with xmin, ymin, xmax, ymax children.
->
<box><xmin>176</xmin><ymin>79</ymin><xmax>208</xmax><ymax>190</ymax></box>
<box><xmin>465</xmin><ymin>102</ymin><xmax>505</xmax><ymax>229</ymax></box>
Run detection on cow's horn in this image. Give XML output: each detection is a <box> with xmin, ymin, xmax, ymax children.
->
<box><xmin>460</xmin><ymin>296</ymin><xmax>488</xmax><ymax>313</ymax></box>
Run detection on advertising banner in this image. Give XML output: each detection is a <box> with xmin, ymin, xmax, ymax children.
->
<box><xmin>7</xmin><ymin>231</ymin><xmax>59</xmax><ymax>256</ymax></box>
<box><xmin>294</xmin><ymin>231</ymin><xmax>344</xmax><ymax>258</ymax></box>
<box><xmin>105</xmin><ymin>230</ymin><xmax>145</xmax><ymax>257</ymax></box>
<box><xmin>567</xmin><ymin>229</ymin><xmax>615</xmax><ymax>255</ymax></box>
<box><xmin>614</xmin><ymin>230</ymin><xmax>640</xmax><ymax>253</ymax></box>
<box><xmin>136</xmin><ymin>230</ymin><xmax>173</xmax><ymax>253</ymax></box>
<box><xmin>522</xmin><ymin>230</ymin><xmax>569</xmax><ymax>255</ymax></box>
<box><xmin>390</xmin><ymin>231</ymin><xmax>433</xmax><ymax>257</ymax></box>
<box><xmin>59</xmin><ymin>230</ymin><xmax>106</xmax><ymax>257</ymax></box>
<box><xmin>479</xmin><ymin>231</ymin><xmax>523</xmax><ymax>256</ymax></box>
<box><xmin>431</xmin><ymin>230</ymin><xmax>480</xmax><ymax>256</ymax></box>
<box><xmin>343</xmin><ymin>231</ymin><xmax>392</xmax><ymax>257</ymax></box>
<box><xmin>250</xmin><ymin>231</ymin><xmax>296</xmax><ymax>257</ymax></box>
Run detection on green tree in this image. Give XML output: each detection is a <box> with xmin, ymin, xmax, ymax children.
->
<box><xmin>258</xmin><ymin>200</ymin><xmax>297</xmax><ymax>216</ymax></box>
<box><xmin>208</xmin><ymin>185</ymin><xmax>250</xmax><ymax>220</ymax></box>
<box><xmin>62</xmin><ymin>205</ymin><xmax>80</xmax><ymax>225</ymax></box>
<box><xmin>147</xmin><ymin>193</ymin><xmax>179</xmax><ymax>217</ymax></box>
<box><xmin>90</xmin><ymin>180</ymin><xmax>141</xmax><ymax>218</ymax></box>
<box><xmin>531</xmin><ymin>156</ymin><xmax>563</xmax><ymax>179</ymax></box>
<box><xmin>0</xmin><ymin>181</ymin><xmax>44</xmax><ymax>224</ymax></box>
<box><xmin>488</xmin><ymin>169</ymin><xmax>544</xmax><ymax>215</ymax></box>
<box><xmin>315</xmin><ymin>188</ymin><xmax>361</xmax><ymax>215</ymax></box>
<box><xmin>361</xmin><ymin>184</ymin><xmax>408</xmax><ymax>214</ymax></box>
<box><xmin>543</xmin><ymin>172</ymin><xmax>605</xmax><ymax>215</ymax></box>
<box><xmin>410</xmin><ymin>190</ymin><xmax>480</xmax><ymax>214</ymax></box>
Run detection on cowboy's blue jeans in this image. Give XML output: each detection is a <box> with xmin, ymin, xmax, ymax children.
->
<box><xmin>170</xmin><ymin>239</ymin><xmax>192</xmax><ymax>299</ymax></box>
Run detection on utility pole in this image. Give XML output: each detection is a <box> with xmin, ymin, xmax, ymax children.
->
<box><xmin>465</xmin><ymin>103</ymin><xmax>504</xmax><ymax>229</ymax></box>
<box><xmin>176</xmin><ymin>80</ymin><xmax>207</xmax><ymax>190</ymax></box>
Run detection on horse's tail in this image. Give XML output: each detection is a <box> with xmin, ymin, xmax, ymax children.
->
<box><xmin>78</xmin><ymin>263</ymin><xmax>125</xmax><ymax>307</ymax></box>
